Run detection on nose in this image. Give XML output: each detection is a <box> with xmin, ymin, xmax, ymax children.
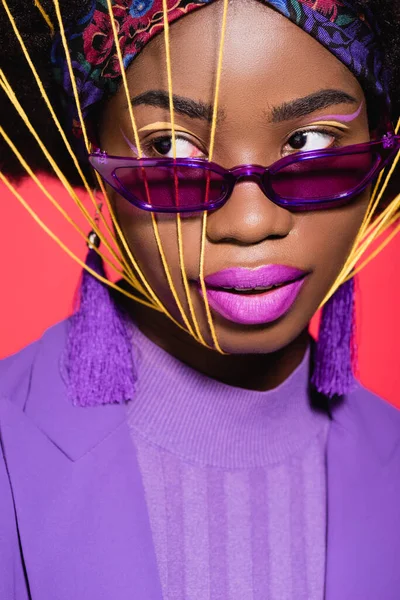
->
<box><xmin>206</xmin><ymin>178</ymin><xmax>293</xmax><ymax>245</ymax></box>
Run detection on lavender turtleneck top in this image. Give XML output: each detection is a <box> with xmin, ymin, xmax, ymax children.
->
<box><xmin>126</xmin><ymin>326</ymin><xmax>330</xmax><ymax>600</ymax></box>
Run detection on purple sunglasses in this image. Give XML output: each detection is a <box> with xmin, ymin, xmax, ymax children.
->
<box><xmin>89</xmin><ymin>133</ymin><xmax>400</xmax><ymax>213</ymax></box>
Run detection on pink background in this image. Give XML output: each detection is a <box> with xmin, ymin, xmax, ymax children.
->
<box><xmin>1</xmin><ymin>177</ymin><xmax>399</xmax><ymax>407</ymax></box>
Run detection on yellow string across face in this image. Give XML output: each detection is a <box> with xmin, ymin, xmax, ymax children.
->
<box><xmin>160</xmin><ymin>0</ymin><xmax>208</xmax><ymax>347</ymax></box>
<box><xmin>105</xmin><ymin>0</ymin><xmax>203</xmax><ymax>338</ymax></box>
<box><xmin>198</xmin><ymin>0</ymin><xmax>229</xmax><ymax>354</ymax></box>
<box><xmin>1</xmin><ymin>0</ymin><xmax>399</xmax><ymax>350</ymax></box>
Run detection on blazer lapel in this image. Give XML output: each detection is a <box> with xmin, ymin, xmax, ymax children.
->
<box><xmin>325</xmin><ymin>387</ymin><xmax>400</xmax><ymax>600</ymax></box>
<box><xmin>0</xmin><ymin>322</ymin><xmax>163</xmax><ymax>600</ymax></box>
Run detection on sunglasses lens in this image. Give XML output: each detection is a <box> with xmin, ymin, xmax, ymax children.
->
<box><xmin>114</xmin><ymin>165</ymin><xmax>228</xmax><ymax>211</ymax></box>
<box><xmin>270</xmin><ymin>151</ymin><xmax>379</xmax><ymax>202</ymax></box>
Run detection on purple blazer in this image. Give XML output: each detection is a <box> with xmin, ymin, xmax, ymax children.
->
<box><xmin>1</xmin><ymin>321</ymin><xmax>400</xmax><ymax>599</ymax></box>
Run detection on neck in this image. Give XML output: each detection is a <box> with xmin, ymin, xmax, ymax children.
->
<box><xmin>117</xmin><ymin>289</ymin><xmax>310</xmax><ymax>392</ymax></box>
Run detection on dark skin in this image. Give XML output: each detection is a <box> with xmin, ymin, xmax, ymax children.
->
<box><xmin>100</xmin><ymin>1</ymin><xmax>370</xmax><ymax>391</ymax></box>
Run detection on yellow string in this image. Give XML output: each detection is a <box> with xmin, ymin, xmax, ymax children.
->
<box><xmin>319</xmin><ymin>119</ymin><xmax>400</xmax><ymax>307</ymax></box>
<box><xmin>0</xmin><ymin>171</ymin><xmax>160</xmax><ymax>310</ymax></box>
<box><xmin>94</xmin><ymin>173</ymin><xmax>148</xmax><ymax>293</ymax></box>
<box><xmin>3</xmin><ymin>0</ymin><xmax>199</xmax><ymax>336</ymax></box>
<box><xmin>355</xmin><ymin>120</ymin><xmax>400</xmax><ymax>243</ymax></box>
<box><xmin>0</xmin><ymin>68</ymin><xmax>150</xmax><ymax>300</ymax></box>
<box><xmin>53</xmin><ymin>0</ymin><xmax>167</xmax><ymax>310</ymax></box>
<box><xmin>0</xmin><ymin>72</ymin><xmax>102</xmax><ymax>235</ymax></box>
<box><xmin>51</xmin><ymin>0</ymin><xmax>143</xmax><ymax>284</ymax></box>
<box><xmin>342</xmin><ymin>196</ymin><xmax>400</xmax><ymax>275</ymax></box>
<box><xmin>359</xmin><ymin>190</ymin><xmax>400</xmax><ymax>250</ymax></box>
<box><xmin>34</xmin><ymin>0</ymin><xmax>55</xmax><ymax>36</ymax></box>
<box><xmin>363</xmin><ymin>198</ymin><xmax>398</xmax><ymax>237</ymax></box>
<box><xmin>0</xmin><ymin>69</ymin><xmax>142</xmax><ymax>290</ymax></box>
<box><xmin>53</xmin><ymin>1</ymin><xmax>90</xmax><ymax>152</ymax></box>
<box><xmin>2</xmin><ymin>0</ymin><xmax>134</xmax><ymax>271</ymax></box>
<box><xmin>339</xmin><ymin>183</ymin><xmax>400</xmax><ymax>280</ymax></box>
<box><xmin>198</xmin><ymin>0</ymin><xmax>229</xmax><ymax>354</ymax></box>
<box><xmin>319</xmin><ymin>198</ymin><xmax>400</xmax><ymax>306</ymax></box>
<box><xmin>161</xmin><ymin>0</ymin><xmax>207</xmax><ymax>346</ymax></box>
<box><xmin>148</xmin><ymin>213</ymin><xmax>196</xmax><ymax>336</ymax></box>
<box><xmin>104</xmin><ymin>0</ymin><xmax>198</xmax><ymax>334</ymax></box>
<box><xmin>102</xmin><ymin>0</ymin><xmax>172</xmax><ymax>314</ymax></box>
<box><xmin>0</xmin><ymin>125</ymin><xmax>128</xmax><ymax>277</ymax></box>
<box><xmin>49</xmin><ymin>0</ymin><xmax>141</xmax><ymax>290</ymax></box>
<box><xmin>104</xmin><ymin>0</ymin><xmax>203</xmax><ymax>336</ymax></box>
<box><xmin>104</xmin><ymin>0</ymin><xmax>142</xmax><ymax>155</ymax></box>
<box><xmin>88</xmin><ymin>153</ymin><xmax>151</xmax><ymax>296</ymax></box>
<box><xmin>349</xmin><ymin>150</ymin><xmax>400</xmax><ymax>271</ymax></box>
<box><xmin>358</xmin><ymin>172</ymin><xmax>387</xmax><ymax>237</ymax></box>
<box><xmin>92</xmin><ymin>159</ymin><xmax>154</xmax><ymax>298</ymax></box>
<box><xmin>357</xmin><ymin>137</ymin><xmax>400</xmax><ymax>241</ymax></box>
<box><xmin>4</xmin><ymin>0</ymin><xmax>399</xmax><ymax>340</ymax></box>
<box><xmin>350</xmin><ymin>218</ymin><xmax>400</xmax><ymax>278</ymax></box>
<box><xmin>1</xmin><ymin>0</ymin><xmax>143</xmax><ymax>284</ymax></box>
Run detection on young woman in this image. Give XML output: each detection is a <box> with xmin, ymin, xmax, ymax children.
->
<box><xmin>1</xmin><ymin>0</ymin><xmax>400</xmax><ymax>598</ymax></box>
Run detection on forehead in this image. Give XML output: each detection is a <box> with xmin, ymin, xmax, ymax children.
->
<box><xmin>123</xmin><ymin>0</ymin><xmax>362</xmax><ymax>113</ymax></box>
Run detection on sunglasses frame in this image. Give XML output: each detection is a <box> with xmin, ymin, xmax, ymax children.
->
<box><xmin>89</xmin><ymin>133</ymin><xmax>400</xmax><ymax>213</ymax></box>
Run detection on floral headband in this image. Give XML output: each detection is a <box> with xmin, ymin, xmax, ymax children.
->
<box><xmin>52</xmin><ymin>0</ymin><xmax>390</xmax><ymax>137</ymax></box>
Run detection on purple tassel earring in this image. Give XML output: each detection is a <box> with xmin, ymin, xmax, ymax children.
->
<box><xmin>311</xmin><ymin>277</ymin><xmax>357</xmax><ymax>398</ymax></box>
<box><xmin>61</xmin><ymin>228</ymin><xmax>136</xmax><ymax>407</ymax></box>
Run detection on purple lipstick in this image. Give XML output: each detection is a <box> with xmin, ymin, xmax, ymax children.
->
<box><xmin>201</xmin><ymin>265</ymin><xmax>308</xmax><ymax>325</ymax></box>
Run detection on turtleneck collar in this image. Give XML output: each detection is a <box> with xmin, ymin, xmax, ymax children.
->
<box><xmin>126</xmin><ymin>325</ymin><xmax>329</xmax><ymax>469</ymax></box>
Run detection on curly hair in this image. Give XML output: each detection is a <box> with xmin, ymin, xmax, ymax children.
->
<box><xmin>0</xmin><ymin>0</ymin><xmax>399</xmax><ymax>188</ymax></box>
<box><xmin>0</xmin><ymin>0</ymin><xmax>92</xmax><ymax>184</ymax></box>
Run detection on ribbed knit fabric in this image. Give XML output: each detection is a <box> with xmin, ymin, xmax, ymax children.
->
<box><xmin>126</xmin><ymin>326</ymin><xmax>330</xmax><ymax>599</ymax></box>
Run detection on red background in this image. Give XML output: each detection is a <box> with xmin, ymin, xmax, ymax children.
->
<box><xmin>1</xmin><ymin>177</ymin><xmax>399</xmax><ymax>407</ymax></box>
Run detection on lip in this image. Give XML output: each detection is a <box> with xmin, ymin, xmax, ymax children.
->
<box><xmin>200</xmin><ymin>265</ymin><xmax>308</xmax><ymax>325</ymax></box>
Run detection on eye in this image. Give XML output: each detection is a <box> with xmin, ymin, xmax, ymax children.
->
<box><xmin>283</xmin><ymin>129</ymin><xmax>337</xmax><ymax>156</ymax></box>
<box><xmin>143</xmin><ymin>134</ymin><xmax>206</xmax><ymax>159</ymax></box>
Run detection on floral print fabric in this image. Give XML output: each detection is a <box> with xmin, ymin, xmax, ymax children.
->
<box><xmin>52</xmin><ymin>0</ymin><xmax>389</xmax><ymax>133</ymax></box>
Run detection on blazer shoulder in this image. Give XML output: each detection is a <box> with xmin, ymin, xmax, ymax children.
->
<box><xmin>0</xmin><ymin>340</ymin><xmax>40</xmax><ymax>411</ymax></box>
<box><xmin>0</xmin><ymin>320</ymin><xmax>68</xmax><ymax>410</ymax></box>
<box><xmin>340</xmin><ymin>381</ymin><xmax>400</xmax><ymax>463</ymax></box>
<box><xmin>350</xmin><ymin>381</ymin><xmax>400</xmax><ymax>424</ymax></box>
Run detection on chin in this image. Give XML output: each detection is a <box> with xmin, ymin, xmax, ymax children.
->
<box><xmin>201</xmin><ymin>313</ymin><xmax>311</xmax><ymax>355</ymax></box>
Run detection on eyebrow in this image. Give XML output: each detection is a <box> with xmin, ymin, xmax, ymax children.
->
<box><xmin>130</xmin><ymin>90</ymin><xmax>226</xmax><ymax>123</ymax></box>
<box><xmin>129</xmin><ymin>88</ymin><xmax>357</xmax><ymax>126</ymax></box>
<box><xmin>270</xmin><ymin>89</ymin><xmax>358</xmax><ymax>123</ymax></box>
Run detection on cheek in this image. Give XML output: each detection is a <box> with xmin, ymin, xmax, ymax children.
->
<box><xmin>111</xmin><ymin>191</ymin><xmax>203</xmax><ymax>295</ymax></box>
<box><xmin>296</xmin><ymin>191</ymin><xmax>369</xmax><ymax>285</ymax></box>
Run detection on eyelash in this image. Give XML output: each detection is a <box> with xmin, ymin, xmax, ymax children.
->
<box><xmin>138</xmin><ymin>126</ymin><xmax>345</xmax><ymax>158</ymax></box>
<box><xmin>141</xmin><ymin>133</ymin><xmax>206</xmax><ymax>157</ymax></box>
<box><xmin>286</xmin><ymin>126</ymin><xmax>344</xmax><ymax>147</ymax></box>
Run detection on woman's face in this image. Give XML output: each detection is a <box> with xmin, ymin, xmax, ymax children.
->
<box><xmin>100</xmin><ymin>0</ymin><xmax>369</xmax><ymax>354</ymax></box>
